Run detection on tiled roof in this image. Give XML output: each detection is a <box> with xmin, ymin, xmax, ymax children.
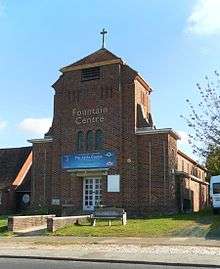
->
<box><xmin>61</xmin><ymin>48</ymin><xmax>122</xmax><ymax>71</ymax></box>
<box><xmin>0</xmin><ymin>147</ymin><xmax>32</xmax><ymax>188</ymax></box>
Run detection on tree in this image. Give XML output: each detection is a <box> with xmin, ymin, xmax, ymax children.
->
<box><xmin>181</xmin><ymin>71</ymin><xmax>220</xmax><ymax>158</ymax></box>
<box><xmin>206</xmin><ymin>147</ymin><xmax>220</xmax><ymax>176</ymax></box>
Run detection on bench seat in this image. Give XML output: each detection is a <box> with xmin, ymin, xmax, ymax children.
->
<box><xmin>91</xmin><ymin>207</ymin><xmax>127</xmax><ymax>226</ymax></box>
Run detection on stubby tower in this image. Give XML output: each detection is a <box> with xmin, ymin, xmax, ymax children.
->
<box><xmin>29</xmin><ymin>31</ymin><xmax>179</xmax><ymax>215</ymax></box>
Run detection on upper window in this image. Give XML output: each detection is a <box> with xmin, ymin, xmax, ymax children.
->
<box><xmin>81</xmin><ymin>67</ymin><xmax>100</xmax><ymax>81</ymax></box>
<box><xmin>76</xmin><ymin>131</ymin><xmax>84</xmax><ymax>151</ymax></box>
<box><xmin>95</xmin><ymin>129</ymin><xmax>104</xmax><ymax>150</ymax></box>
<box><xmin>86</xmin><ymin>130</ymin><xmax>94</xmax><ymax>151</ymax></box>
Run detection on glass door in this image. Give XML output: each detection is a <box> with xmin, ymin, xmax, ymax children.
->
<box><xmin>83</xmin><ymin>177</ymin><xmax>101</xmax><ymax>211</ymax></box>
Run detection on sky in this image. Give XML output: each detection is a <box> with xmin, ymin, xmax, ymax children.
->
<box><xmin>0</xmin><ymin>0</ymin><xmax>220</xmax><ymax>162</ymax></box>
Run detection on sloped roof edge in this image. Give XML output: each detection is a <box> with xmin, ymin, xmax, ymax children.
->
<box><xmin>12</xmin><ymin>151</ymin><xmax>32</xmax><ymax>189</ymax></box>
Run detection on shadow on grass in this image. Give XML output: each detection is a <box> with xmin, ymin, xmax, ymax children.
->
<box><xmin>0</xmin><ymin>225</ymin><xmax>8</xmax><ymax>234</ymax></box>
<box><xmin>15</xmin><ymin>227</ymin><xmax>48</xmax><ymax>237</ymax></box>
<box><xmin>169</xmin><ymin>209</ymin><xmax>220</xmax><ymax>239</ymax></box>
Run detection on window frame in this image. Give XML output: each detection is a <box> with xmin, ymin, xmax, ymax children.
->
<box><xmin>86</xmin><ymin>130</ymin><xmax>94</xmax><ymax>151</ymax></box>
<box><xmin>95</xmin><ymin>129</ymin><xmax>104</xmax><ymax>150</ymax></box>
<box><xmin>76</xmin><ymin>131</ymin><xmax>84</xmax><ymax>151</ymax></box>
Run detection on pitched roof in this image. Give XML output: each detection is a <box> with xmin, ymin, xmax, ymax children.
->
<box><xmin>0</xmin><ymin>147</ymin><xmax>32</xmax><ymax>189</ymax></box>
<box><xmin>60</xmin><ymin>48</ymin><xmax>122</xmax><ymax>72</ymax></box>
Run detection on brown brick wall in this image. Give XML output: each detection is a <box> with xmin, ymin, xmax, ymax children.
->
<box><xmin>8</xmin><ymin>214</ymin><xmax>55</xmax><ymax>232</ymax></box>
<box><xmin>31</xmin><ymin>142</ymin><xmax>52</xmax><ymax>207</ymax></box>
<box><xmin>137</xmin><ymin>133</ymin><xmax>178</xmax><ymax>214</ymax></box>
<box><xmin>0</xmin><ymin>189</ymin><xmax>16</xmax><ymax>214</ymax></box>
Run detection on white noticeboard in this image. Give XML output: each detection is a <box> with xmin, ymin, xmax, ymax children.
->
<box><xmin>107</xmin><ymin>175</ymin><xmax>120</xmax><ymax>192</ymax></box>
<box><xmin>51</xmin><ymin>198</ymin><xmax>60</xmax><ymax>206</ymax></box>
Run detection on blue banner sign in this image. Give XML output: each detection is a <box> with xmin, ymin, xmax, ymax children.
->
<box><xmin>61</xmin><ymin>150</ymin><xmax>116</xmax><ymax>169</ymax></box>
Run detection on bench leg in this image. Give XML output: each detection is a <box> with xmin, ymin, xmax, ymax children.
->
<box><xmin>108</xmin><ymin>220</ymin><xmax>111</xmax><ymax>226</ymax></box>
<box><xmin>92</xmin><ymin>219</ymin><xmax>96</xmax><ymax>227</ymax></box>
<box><xmin>122</xmin><ymin>213</ymin><xmax>127</xmax><ymax>225</ymax></box>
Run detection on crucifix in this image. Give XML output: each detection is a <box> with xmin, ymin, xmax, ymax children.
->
<box><xmin>100</xmin><ymin>28</ymin><xmax>107</xmax><ymax>49</ymax></box>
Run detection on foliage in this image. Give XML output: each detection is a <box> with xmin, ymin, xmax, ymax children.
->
<box><xmin>206</xmin><ymin>147</ymin><xmax>220</xmax><ymax>176</ymax></box>
<box><xmin>181</xmin><ymin>71</ymin><xmax>220</xmax><ymax>158</ymax></box>
<box><xmin>0</xmin><ymin>216</ymin><xmax>11</xmax><ymax>236</ymax></box>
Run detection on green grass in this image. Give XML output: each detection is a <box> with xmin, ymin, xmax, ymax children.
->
<box><xmin>0</xmin><ymin>216</ymin><xmax>11</xmax><ymax>236</ymax></box>
<box><xmin>53</xmin><ymin>210</ymin><xmax>220</xmax><ymax>238</ymax></box>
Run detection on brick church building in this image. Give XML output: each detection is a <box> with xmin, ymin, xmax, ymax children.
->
<box><xmin>26</xmin><ymin>46</ymin><xmax>208</xmax><ymax>216</ymax></box>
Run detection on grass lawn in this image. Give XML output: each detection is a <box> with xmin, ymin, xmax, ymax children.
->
<box><xmin>53</xmin><ymin>210</ymin><xmax>220</xmax><ymax>238</ymax></box>
<box><xmin>0</xmin><ymin>216</ymin><xmax>10</xmax><ymax>236</ymax></box>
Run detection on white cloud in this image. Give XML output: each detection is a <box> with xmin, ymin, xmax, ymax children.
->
<box><xmin>0</xmin><ymin>120</ymin><xmax>6</xmax><ymax>130</ymax></box>
<box><xmin>18</xmin><ymin>118</ymin><xmax>52</xmax><ymax>136</ymax></box>
<box><xmin>186</xmin><ymin>0</ymin><xmax>220</xmax><ymax>35</ymax></box>
<box><xmin>177</xmin><ymin>130</ymin><xmax>189</xmax><ymax>145</ymax></box>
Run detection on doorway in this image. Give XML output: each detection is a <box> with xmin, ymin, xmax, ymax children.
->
<box><xmin>83</xmin><ymin>177</ymin><xmax>102</xmax><ymax>211</ymax></box>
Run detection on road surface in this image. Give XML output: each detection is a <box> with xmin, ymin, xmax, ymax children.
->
<box><xmin>0</xmin><ymin>258</ymin><xmax>218</xmax><ymax>269</ymax></box>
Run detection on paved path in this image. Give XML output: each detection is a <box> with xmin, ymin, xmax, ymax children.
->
<box><xmin>0</xmin><ymin>236</ymin><xmax>220</xmax><ymax>266</ymax></box>
<box><xmin>1</xmin><ymin>236</ymin><xmax>220</xmax><ymax>247</ymax></box>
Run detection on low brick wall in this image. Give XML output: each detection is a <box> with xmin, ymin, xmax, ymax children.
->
<box><xmin>8</xmin><ymin>214</ymin><xmax>56</xmax><ymax>232</ymax></box>
<box><xmin>47</xmin><ymin>215</ymin><xmax>90</xmax><ymax>232</ymax></box>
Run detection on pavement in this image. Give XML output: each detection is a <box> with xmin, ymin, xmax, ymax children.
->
<box><xmin>0</xmin><ymin>236</ymin><xmax>220</xmax><ymax>267</ymax></box>
<box><xmin>0</xmin><ymin>258</ymin><xmax>217</xmax><ymax>269</ymax></box>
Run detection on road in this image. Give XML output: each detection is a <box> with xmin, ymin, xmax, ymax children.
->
<box><xmin>0</xmin><ymin>258</ymin><xmax>218</xmax><ymax>269</ymax></box>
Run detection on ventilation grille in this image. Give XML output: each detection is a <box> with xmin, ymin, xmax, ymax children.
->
<box><xmin>81</xmin><ymin>67</ymin><xmax>100</xmax><ymax>81</ymax></box>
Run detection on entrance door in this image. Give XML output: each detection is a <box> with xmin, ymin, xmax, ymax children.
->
<box><xmin>83</xmin><ymin>178</ymin><xmax>102</xmax><ymax>211</ymax></box>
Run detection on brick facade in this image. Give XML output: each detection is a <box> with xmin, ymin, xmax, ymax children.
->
<box><xmin>0</xmin><ymin>147</ymin><xmax>32</xmax><ymax>214</ymax></box>
<box><xmin>177</xmin><ymin>151</ymin><xmax>209</xmax><ymax>212</ymax></box>
<box><xmin>29</xmin><ymin>48</ymin><xmax>208</xmax><ymax>216</ymax></box>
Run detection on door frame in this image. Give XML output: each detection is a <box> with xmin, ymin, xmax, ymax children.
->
<box><xmin>83</xmin><ymin>177</ymin><xmax>101</xmax><ymax>211</ymax></box>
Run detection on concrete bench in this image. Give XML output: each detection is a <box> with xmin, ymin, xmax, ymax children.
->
<box><xmin>91</xmin><ymin>207</ymin><xmax>127</xmax><ymax>226</ymax></box>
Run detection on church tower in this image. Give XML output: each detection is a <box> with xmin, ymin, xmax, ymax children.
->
<box><xmin>29</xmin><ymin>35</ymin><xmax>180</xmax><ymax>215</ymax></box>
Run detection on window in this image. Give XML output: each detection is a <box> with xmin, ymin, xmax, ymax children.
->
<box><xmin>182</xmin><ymin>160</ymin><xmax>184</xmax><ymax>171</ymax></box>
<box><xmin>86</xmin><ymin>130</ymin><xmax>94</xmax><ymax>151</ymax></box>
<box><xmin>76</xmin><ymin>131</ymin><xmax>84</xmax><ymax>151</ymax></box>
<box><xmin>95</xmin><ymin>129</ymin><xmax>104</xmax><ymax>150</ymax></box>
<box><xmin>81</xmin><ymin>67</ymin><xmax>100</xmax><ymax>81</ymax></box>
<box><xmin>213</xmin><ymin>183</ymin><xmax>220</xmax><ymax>194</ymax></box>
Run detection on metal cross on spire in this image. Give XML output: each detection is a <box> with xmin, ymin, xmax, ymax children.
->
<box><xmin>100</xmin><ymin>28</ymin><xmax>107</xmax><ymax>49</ymax></box>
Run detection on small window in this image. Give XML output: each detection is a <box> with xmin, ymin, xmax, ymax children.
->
<box><xmin>86</xmin><ymin>130</ymin><xmax>94</xmax><ymax>151</ymax></box>
<box><xmin>76</xmin><ymin>131</ymin><xmax>84</xmax><ymax>151</ymax></box>
<box><xmin>81</xmin><ymin>67</ymin><xmax>100</xmax><ymax>81</ymax></box>
<box><xmin>95</xmin><ymin>129</ymin><xmax>104</xmax><ymax>150</ymax></box>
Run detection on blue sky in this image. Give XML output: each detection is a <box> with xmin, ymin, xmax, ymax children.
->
<box><xmin>0</xmin><ymin>0</ymin><xmax>220</xmax><ymax>161</ymax></box>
